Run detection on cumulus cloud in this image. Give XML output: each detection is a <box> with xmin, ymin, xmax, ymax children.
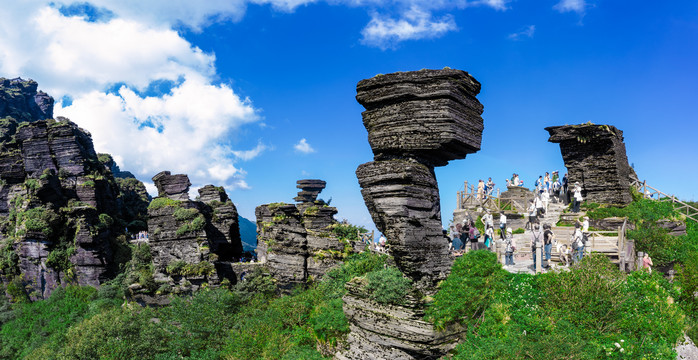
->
<box><xmin>233</xmin><ymin>142</ymin><xmax>269</xmax><ymax>161</ymax></box>
<box><xmin>0</xmin><ymin>2</ymin><xmax>261</xmax><ymax>192</ymax></box>
<box><xmin>508</xmin><ymin>25</ymin><xmax>535</xmax><ymax>40</ymax></box>
<box><xmin>294</xmin><ymin>138</ymin><xmax>315</xmax><ymax>154</ymax></box>
<box><xmin>361</xmin><ymin>7</ymin><xmax>456</xmax><ymax>48</ymax></box>
<box><xmin>554</xmin><ymin>0</ymin><xmax>586</xmax><ymax>14</ymax></box>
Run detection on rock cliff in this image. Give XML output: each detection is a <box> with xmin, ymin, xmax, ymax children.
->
<box><xmin>0</xmin><ymin>78</ymin><xmax>149</xmax><ymax>300</ymax></box>
<box><xmin>145</xmin><ymin>172</ymin><xmax>244</xmax><ymax>293</ymax></box>
<box><xmin>546</xmin><ymin>124</ymin><xmax>636</xmax><ymax>205</ymax></box>
<box><xmin>339</xmin><ymin>69</ymin><xmax>484</xmax><ymax>359</ymax></box>
<box><xmin>256</xmin><ymin>179</ymin><xmax>364</xmax><ymax>291</ymax></box>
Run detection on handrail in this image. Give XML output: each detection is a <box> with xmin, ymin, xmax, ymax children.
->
<box><xmin>630</xmin><ymin>178</ymin><xmax>697</xmax><ymax>223</ymax></box>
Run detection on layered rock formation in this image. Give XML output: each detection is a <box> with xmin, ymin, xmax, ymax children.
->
<box><xmin>546</xmin><ymin>124</ymin><xmax>636</xmax><ymax>205</ymax></box>
<box><xmin>256</xmin><ymin>179</ymin><xmax>364</xmax><ymax>291</ymax></box>
<box><xmin>146</xmin><ymin>172</ymin><xmax>244</xmax><ymax>292</ymax></box>
<box><xmin>340</xmin><ymin>69</ymin><xmax>484</xmax><ymax>359</ymax></box>
<box><xmin>0</xmin><ymin>78</ymin><xmax>149</xmax><ymax>300</ymax></box>
<box><xmin>355</xmin><ymin>69</ymin><xmax>484</xmax><ymax>288</ymax></box>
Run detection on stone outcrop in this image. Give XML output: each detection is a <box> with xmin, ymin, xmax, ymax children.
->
<box><xmin>256</xmin><ymin>179</ymin><xmax>364</xmax><ymax>291</ymax></box>
<box><xmin>0</xmin><ymin>79</ymin><xmax>150</xmax><ymax>300</ymax></box>
<box><xmin>355</xmin><ymin>69</ymin><xmax>484</xmax><ymax>288</ymax></box>
<box><xmin>0</xmin><ymin>78</ymin><xmax>53</xmax><ymax>122</ymax></box>
<box><xmin>152</xmin><ymin>171</ymin><xmax>191</xmax><ymax>201</ymax></box>
<box><xmin>546</xmin><ymin>124</ymin><xmax>636</xmax><ymax>205</ymax></box>
<box><xmin>340</xmin><ymin>69</ymin><xmax>484</xmax><ymax>360</ymax></box>
<box><xmin>146</xmin><ymin>173</ymin><xmax>244</xmax><ymax>292</ymax></box>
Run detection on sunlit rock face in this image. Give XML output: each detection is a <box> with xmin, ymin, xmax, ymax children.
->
<box><xmin>355</xmin><ymin>69</ymin><xmax>484</xmax><ymax>289</ymax></box>
<box><xmin>339</xmin><ymin>69</ymin><xmax>484</xmax><ymax>360</ymax></box>
<box><xmin>0</xmin><ymin>78</ymin><xmax>149</xmax><ymax>300</ymax></box>
<box><xmin>546</xmin><ymin>124</ymin><xmax>636</xmax><ymax>205</ymax></box>
<box><xmin>255</xmin><ymin>179</ymin><xmax>364</xmax><ymax>292</ymax></box>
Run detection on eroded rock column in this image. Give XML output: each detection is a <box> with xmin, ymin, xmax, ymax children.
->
<box><xmin>338</xmin><ymin>69</ymin><xmax>484</xmax><ymax>360</ymax></box>
<box><xmin>355</xmin><ymin>69</ymin><xmax>484</xmax><ymax>288</ymax></box>
<box><xmin>546</xmin><ymin>124</ymin><xmax>637</xmax><ymax>205</ymax></box>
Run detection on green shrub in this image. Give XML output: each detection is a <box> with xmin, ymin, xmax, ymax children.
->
<box><xmin>148</xmin><ymin>197</ymin><xmax>181</xmax><ymax>210</ymax></box>
<box><xmin>426</xmin><ymin>250</ymin><xmax>507</xmax><ymax>330</ymax></box>
<box><xmin>24</xmin><ymin>178</ymin><xmax>40</xmax><ymax>191</ymax></box>
<box><xmin>166</xmin><ymin>260</ymin><xmax>187</xmax><ymax>275</ymax></box>
<box><xmin>45</xmin><ymin>246</ymin><xmax>75</xmax><ymax>272</ymax></box>
<box><xmin>175</xmin><ymin>215</ymin><xmax>206</xmax><ymax>236</ymax></box>
<box><xmin>512</xmin><ymin>228</ymin><xmax>525</xmax><ymax>234</ymax></box>
<box><xmin>363</xmin><ymin>267</ymin><xmax>412</xmax><ymax>305</ymax></box>
<box><xmin>329</xmin><ymin>222</ymin><xmax>367</xmax><ymax>241</ymax></box>
<box><xmin>173</xmin><ymin>207</ymin><xmax>199</xmax><ymax>221</ymax></box>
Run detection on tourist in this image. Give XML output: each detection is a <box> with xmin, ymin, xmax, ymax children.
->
<box><xmin>535</xmin><ymin>192</ymin><xmax>545</xmax><ymax>218</ymax></box>
<box><xmin>469</xmin><ymin>221</ymin><xmax>479</xmax><ymax>250</ymax></box>
<box><xmin>531</xmin><ymin>223</ymin><xmax>543</xmax><ymax>266</ymax></box>
<box><xmin>643</xmin><ymin>253</ymin><xmax>654</xmax><ymax>274</ymax></box>
<box><xmin>504</xmin><ymin>228</ymin><xmax>515</xmax><ymax>265</ymax></box>
<box><xmin>513</xmin><ymin>174</ymin><xmax>521</xmax><ymax>187</ymax></box>
<box><xmin>541</xmin><ymin>189</ymin><xmax>550</xmax><ymax>213</ymax></box>
<box><xmin>535</xmin><ymin>175</ymin><xmax>543</xmax><ymax>191</ymax></box>
<box><xmin>552</xmin><ymin>177</ymin><xmax>562</xmax><ymax>202</ymax></box>
<box><xmin>378</xmin><ymin>234</ymin><xmax>387</xmax><ymax>252</ymax></box>
<box><xmin>572</xmin><ymin>182</ymin><xmax>583</xmax><ymax>213</ymax></box>
<box><xmin>562</xmin><ymin>173</ymin><xmax>569</xmax><ymax>203</ymax></box>
<box><xmin>477</xmin><ymin>179</ymin><xmax>485</xmax><ymax>200</ymax></box>
<box><xmin>543</xmin><ymin>223</ymin><xmax>555</xmax><ymax>266</ymax></box>
<box><xmin>544</xmin><ymin>172</ymin><xmax>551</xmax><ymax>192</ymax></box>
<box><xmin>486</xmin><ymin>177</ymin><xmax>495</xmax><ymax>196</ymax></box>
<box><xmin>573</xmin><ymin>222</ymin><xmax>584</xmax><ymax>262</ymax></box>
<box><xmin>484</xmin><ymin>225</ymin><xmax>494</xmax><ymax>250</ymax></box>
<box><xmin>552</xmin><ymin>171</ymin><xmax>559</xmax><ymax>184</ymax></box>
<box><xmin>644</xmin><ymin>188</ymin><xmax>652</xmax><ymax>199</ymax></box>
<box><xmin>451</xmin><ymin>228</ymin><xmax>463</xmax><ymax>253</ymax></box>
<box><xmin>499</xmin><ymin>212</ymin><xmax>507</xmax><ymax>239</ymax></box>
<box><xmin>526</xmin><ymin>200</ymin><xmax>537</xmax><ymax>230</ymax></box>
<box><xmin>481</xmin><ymin>209</ymin><xmax>494</xmax><ymax>229</ymax></box>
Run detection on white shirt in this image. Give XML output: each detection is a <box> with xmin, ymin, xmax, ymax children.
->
<box><xmin>500</xmin><ymin>214</ymin><xmax>507</xmax><ymax>225</ymax></box>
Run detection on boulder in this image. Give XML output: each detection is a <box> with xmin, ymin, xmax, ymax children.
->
<box><xmin>152</xmin><ymin>171</ymin><xmax>191</xmax><ymax>201</ymax></box>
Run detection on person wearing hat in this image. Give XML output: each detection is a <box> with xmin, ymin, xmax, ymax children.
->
<box><xmin>504</xmin><ymin>227</ymin><xmax>515</xmax><ymax>265</ymax></box>
<box><xmin>572</xmin><ymin>182</ymin><xmax>583</xmax><ymax>213</ymax></box>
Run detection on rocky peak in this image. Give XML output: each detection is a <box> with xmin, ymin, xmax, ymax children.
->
<box><xmin>198</xmin><ymin>185</ymin><xmax>229</xmax><ymax>204</ymax></box>
<box><xmin>0</xmin><ymin>78</ymin><xmax>54</xmax><ymax>122</ymax></box>
<box><xmin>293</xmin><ymin>179</ymin><xmax>326</xmax><ymax>204</ymax></box>
<box><xmin>152</xmin><ymin>171</ymin><xmax>191</xmax><ymax>201</ymax></box>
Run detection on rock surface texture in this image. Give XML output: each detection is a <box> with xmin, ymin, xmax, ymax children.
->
<box><xmin>146</xmin><ymin>174</ymin><xmax>244</xmax><ymax>292</ymax></box>
<box><xmin>355</xmin><ymin>69</ymin><xmax>484</xmax><ymax>288</ymax></box>
<box><xmin>256</xmin><ymin>179</ymin><xmax>364</xmax><ymax>291</ymax></box>
<box><xmin>546</xmin><ymin>124</ymin><xmax>636</xmax><ymax>205</ymax></box>
<box><xmin>0</xmin><ymin>78</ymin><xmax>150</xmax><ymax>300</ymax></box>
<box><xmin>340</xmin><ymin>69</ymin><xmax>484</xmax><ymax>360</ymax></box>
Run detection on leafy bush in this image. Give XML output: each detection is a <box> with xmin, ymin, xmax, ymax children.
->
<box><xmin>167</xmin><ymin>261</ymin><xmax>215</xmax><ymax>277</ymax></box>
<box><xmin>363</xmin><ymin>267</ymin><xmax>412</xmax><ymax>305</ymax></box>
<box><xmin>148</xmin><ymin>197</ymin><xmax>181</xmax><ymax>210</ymax></box>
<box><xmin>45</xmin><ymin>246</ymin><xmax>75</xmax><ymax>272</ymax></box>
<box><xmin>329</xmin><ymin>222</ymin><xmax>367</xmax><ymax>241</ymax></box>
<box><xmin>175</xmin><ymin>215</ymin><xmax>206</xmax><ymax>236</ymax></box>
<box><xmin>426</xmin><ymin>250</ymin><xmax>507</xmax><ymax>330</ymax></box>
<box><xmin>173</xmin><ymin>207</ymin><xmax>199</xmax><ymax>221</ymax></box>
<box><xmin>0</xmin><ymin>286</ymin><xmax>97</xmax><ymax>359</ymax></box>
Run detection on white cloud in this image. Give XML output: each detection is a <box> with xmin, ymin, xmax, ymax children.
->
<box><xmin>508</xmin><ymin>25</ymin><xmax>535</xmax><ymax>40</ymax></box>
<box><xmin>361</xmin><ymin>7</ymin><xmax>456</xmax><ymax>48</ymax></box>
<box><xmin>233</xmin><ymin>142</ymin><xmax>269</xmax><ymax>161</ymax></box>
<box><xmin>294</xmin><ymin>138</ymin><xmax>315</xmax><ymax>154</ymax></box>
<box><xmin>554</xmin><ymin>0</ymin><xmax>586</xmax><ymax>14</ymax></box>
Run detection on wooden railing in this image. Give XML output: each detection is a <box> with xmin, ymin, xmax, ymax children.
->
<box><xmin>456</xmin><ymin>181</ymin><xmax>529</xmax><ymax>213</ymax></box>
<box><xmin>631</xmin><ymin>179</ymin><xmax>698</xmax><ymax>223</ymax></box>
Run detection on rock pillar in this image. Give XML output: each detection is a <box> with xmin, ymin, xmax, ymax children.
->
<box><xmin>338</xmin><ymin>69</ymin><xmax>484</xmax><ymax>360</ymax></box>
<box><xmin>355</xmin><ymin>69</ymin><xmax>484</xmax><ymax>289</ymax></box>
<box><xmin>546</xmin><ymin>124</ymin><xmax>637</xmax><ymax>205</ymax></box>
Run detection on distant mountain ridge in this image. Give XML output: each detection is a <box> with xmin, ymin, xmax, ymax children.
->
<box><xmin>238</xmin><ymin>214</ymin><xmax>257</xmax><ymax>251</ymax></box>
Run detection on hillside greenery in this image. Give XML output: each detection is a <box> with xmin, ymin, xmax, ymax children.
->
<box><xmin>0</xmin><ymin>195</ymin><xmax>697</xmax><ymax>359</ymax></box>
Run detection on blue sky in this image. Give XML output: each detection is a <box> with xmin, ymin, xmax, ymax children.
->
<box><xmin>1</xmin><ymin>1</ymin><xmax>696</xmax><ymax>235</ymax></box>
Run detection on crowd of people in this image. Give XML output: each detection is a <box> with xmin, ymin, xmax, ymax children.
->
<box><xmin>131</xmin><ymin>231</ymin><xmax>149</xmax><ymax>240</ymax></box>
